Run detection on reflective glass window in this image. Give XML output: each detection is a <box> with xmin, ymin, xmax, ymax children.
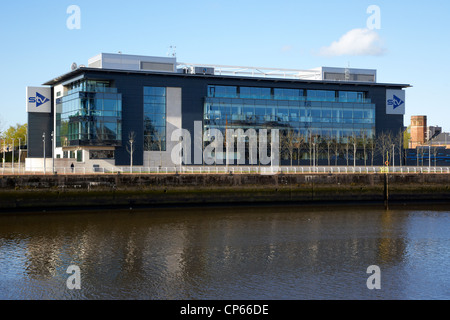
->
<box><xmin>143</xmin><ymin>87</ymin><xmax>167</xmax><ymax>151</ymax></box>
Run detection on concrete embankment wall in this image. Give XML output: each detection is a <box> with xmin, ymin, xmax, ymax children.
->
<box><xmin>1</xmin><ymin>173</ymin><xmax>449</xmax><ymax>211</ymax></box>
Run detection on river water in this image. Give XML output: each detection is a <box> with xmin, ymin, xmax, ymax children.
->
<box><xmin>0</xmin><ymin>204</ymin><xmax>449</xmax><ymax>300</ymax></box>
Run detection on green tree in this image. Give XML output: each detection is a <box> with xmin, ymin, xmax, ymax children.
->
<box><xmin>2</xmin><ymin>123</ymin><xmax>27</xmax><ymax>145</ymax></box>
<box><xmin>403</xmin><ymin>126</ymin><xmax>411</xmax><ymax>149</ymax></box>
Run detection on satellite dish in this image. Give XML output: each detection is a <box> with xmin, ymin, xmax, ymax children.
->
<box><xmin>71</xmin><ymin>62</ymin><xmax>78</xmax><ymax>71</ymax></box>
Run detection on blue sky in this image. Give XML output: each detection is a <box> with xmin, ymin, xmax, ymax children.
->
<box><xmin>0</xmin><ymin>0</ymin><xmax>449</xmax><ymax>131</ymax></box>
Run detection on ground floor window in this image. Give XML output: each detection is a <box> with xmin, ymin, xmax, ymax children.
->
<box><xmin>89</xmin><ymin>150</ymin><xmax>115</xmax><ymax>159</ymax></box>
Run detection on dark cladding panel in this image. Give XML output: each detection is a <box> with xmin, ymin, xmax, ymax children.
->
<box><xmin>27</xmin><ymin>112</ymin><xmax>53</xmax><ymax>158</ymax></box>
<box><xmin>367</xmin><ymin>86</ymin><xmax>404</xmax><ymax>136</ymax></box>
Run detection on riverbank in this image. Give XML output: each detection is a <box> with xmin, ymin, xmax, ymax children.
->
<box><xmin>1</xmin><ymin>173</ymin><xmax>449</xmax><ymax>212</ymax></box>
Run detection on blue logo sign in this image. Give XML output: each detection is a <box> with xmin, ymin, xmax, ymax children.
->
<box><xmin>29</xmin><ymin>92</ymin><xmax>49</xmax><ymax>108</ymax></box>
<box><xmin>387</xmin><ymin>95</ymin><xmax>404</xmax><ymax>109</ymax></box>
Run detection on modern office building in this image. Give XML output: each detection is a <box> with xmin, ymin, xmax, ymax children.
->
<box><xmin>25</xmin><ymin>53</ymin><xmax>410</xmax><ymax>170</ymax></box>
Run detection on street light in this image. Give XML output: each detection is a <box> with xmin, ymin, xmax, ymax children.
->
<box><xmin>51</xmin><ymin>131</ymin><xmax>54</xmax><ymax>174</ymax></box>
<box><xmin>18</xmin><ymin>138</ymin><xmax>21</xmax><ymax>173</ymax></box>
<box><xmin>2</xmin><ymin>137</ymin><xmax>5</xmax><ymax>169</ymax></box>
<box><xmin>11</xmin><ymin>139</ymin><xmax>14</xmax><ymax>172</ymax></box>
<box><xmin>312</xmin><ymin>142</ymin><xmax>316</xmax><ymax>168</ymax></box>
<box><xmin>392</xmin><ymin>144</ymin><xmax>395</xmax><ymax>170</ymax></box>
<box><xmin>429</xmin><ymin>145</ymin><xmax>431</xmax><ymax>171</ymax></box>
<box><xmin>42</xmin><ymin>132</ymin><xmax>46</xmax><ymax>175</ymax></box>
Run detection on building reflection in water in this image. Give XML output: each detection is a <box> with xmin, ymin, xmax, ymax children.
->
<box><xmin>0</xmin><ymin>205</ymin><xmax>437</xmax><ymax>300</ymax></box>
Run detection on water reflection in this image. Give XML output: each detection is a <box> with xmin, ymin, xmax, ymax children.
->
<box><xmin>0</xmin><ymin>205</ymin><xmax>448</xmax><ymax>300</ymax></box>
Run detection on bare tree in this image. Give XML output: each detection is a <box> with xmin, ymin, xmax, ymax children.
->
<box><xmin>295</xmin><ymin>132</ymin><xmax>305</xmax><ymax>166</ymax></box>
<box><xmin>326</xmin><ymin>135</ymin><xmax>332</xmax><ymax>166</ymax></box>
<box><xmin>282</xmin><ymin>129</ymin><xmax>296</xmax><ymax>166</ymax></box>
<box><xmin>154</xmin><ymin>130</ymin><xmax>165</xmax><ymax>167</ymax></box>
<box><xmin>394</xmin><ymin>129</ymin><xmax>404</xmax><ymax>167</ymax></box>
<box><xmin>308</xmin><ymin>131</ymin><xmax>312</xmax><ymax>166</ymax></box>
<box><xmin>416</xmin><ymin>147</ymin><xmax>421</xmax><ymax>167</ymax></box>
<box><xmin>126</xmin><ymin>131</ymin><xmax>136</xmax><ymax>172</ymax></box>
<box><xmin>341</xmin><ymin>137</ymin><xmax>351</xmax><ymax>167</ymax></box>
<box><xmin>349</xmin><ymin>134</ymin><xmax>358</xmax><ymax>167</ymax></box>
<box><xmin>376</xmin><ymin>131</ymin><xmax>393</xmax><ymax>165</ymax></box>
<box><xmin>332</xmin><ymin>136</ymin><xmax>340</xmax><ymax>166</ymax></box>
<box><xmin>432</xmin><ymin>146</ymin><xmax>439</xmax><ymax>167</ymax></box>
<box><xmin>369</xmin><ymin>136</ymin><xmax>375</xmax><ymax>167</ymax></box>
<box><xmin>317</xmin><ymin>137</ymin><xmax>327</xmax><ymax>167</ymax></box>
<box><xmin>360</xmin><ymin>131</ymin><xmax>369</xmax><ymax>167</ymax></box>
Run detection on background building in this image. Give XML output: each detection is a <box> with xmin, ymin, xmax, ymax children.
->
<box><xmin>409</xmin><ymin>115</ymin><xmax>427</xmax><ymax>149</ymax></box>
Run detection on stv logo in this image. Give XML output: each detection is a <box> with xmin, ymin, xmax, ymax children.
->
<box><xmin>29</xmin><ymin>92</ymin><xmax>50</xmax><ymax>108</ymax></box>
<box><xmin>388</xmin><ymin>95</ymin><xmax>404</xmax><ymax>110</ymax></box>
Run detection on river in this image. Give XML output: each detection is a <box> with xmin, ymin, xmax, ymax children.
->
<box><xmin>0</xmin><ymin>204</ymin><xmax>449</xmax><ymax>300</ymax></box>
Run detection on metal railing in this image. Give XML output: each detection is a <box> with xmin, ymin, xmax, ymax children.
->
<box><xmin>2</xmin><ymin>165</ymin><xmax>450</xmax><ymax>175</ymax></box>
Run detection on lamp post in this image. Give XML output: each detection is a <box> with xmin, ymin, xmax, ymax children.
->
<box><xmin>51</xmin><ymin>131</ymin><xmax>54</xmax><ymax>174</ymax></box>
<box><xmin>392</xmin><ymin>144</ymin><xmax>395</xmax><ymax>170</ymax></box>
<box><xmin>11</xmin><ymin>139</ymin><xmax>14</xmax><ymax>172</ymax></box>
<box><xmin>429</xmin><ymin>145</ymin><xmax>431</xmax><ymax>171</ymax></box>
<box><xmin>312</xmin><ymin>142</ymin><xmax>316</xmax><ymax>169</ymax></box>
<box><xmin>2</xmin><ymin>138</ymin><xmax>5</xmax><ymax>169</ymax></box>
<box><xmin>129</xmin><ymin>137</ymin><xmax>134</xmax><ymax>173</ymax></box>
<box><xmin>18</xmin><ymin>138</ymin><xmax>21</xmax><ymax>173</ymax></box>
<box><xmin>42</xmin><ymin>132</ymin><xmax>46</xmax><ymax>175</ymax></box>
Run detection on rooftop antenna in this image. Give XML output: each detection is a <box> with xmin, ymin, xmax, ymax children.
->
<box><xmin>344</xmin><ymin>62</ymin><xmax>351</xmax><ymax>81</ymax></box>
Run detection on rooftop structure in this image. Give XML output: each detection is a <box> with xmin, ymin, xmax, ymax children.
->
<box><xmin>83</xmin><ymin>52</ymin><xmax>377</xmax><ymax>83</ymax></box>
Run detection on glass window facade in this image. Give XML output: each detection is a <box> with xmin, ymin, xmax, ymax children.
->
<box><xmin>56</xmin><ymin>80</ymin><xmax>122</xmax><ymax>148</ymax></box>
<box><xmin>143</xmin><ymin>87</ymin><xmax>166</xmax><ymax>151</ymax></box>
<box><xmin>205</xmin><ymin>85</ymin><xmax>375</xmax><ymax>141</ymax></box>
<box><xmin>89</xmin><ymin>150</ymin><xmax>115</xmax><ymax>159</ymax></box>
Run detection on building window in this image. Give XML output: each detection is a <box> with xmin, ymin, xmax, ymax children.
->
<box><xmin>307</xmin><ymin>90</ymin><xmax>336</xmax><ymax>102</ymax></box>
<box><xmin>205</xmin><ymin>85</ymin><xmax>376</xmax><ymax>153</ymax></box>
<box><xmin>89</xmin><ymin>150</ymin><xmax>115</xmax><ymax>159</ymax></box>
<box><xmin>144</xmin><ymin>87</ymin><xmax>166</xmax><ymax>151</ymax></box>
<box><xmin>56</xmin><ymin>80</ymin><xmax>122</xmax><ymax>148</ymax></box>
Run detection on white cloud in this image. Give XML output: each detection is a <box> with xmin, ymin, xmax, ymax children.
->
<box><xmin>281</xmin><ymin>45</ymin><xmax>293</xmax><ymax>53</ymax></box>
<box><xmin>318</xmin><ymin>28</ymin><xmax>386</xmax><ymax>57</ymax></box>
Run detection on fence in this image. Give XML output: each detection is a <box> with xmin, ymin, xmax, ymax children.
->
<box><xmin>2</xmin><ymin>165</ymin><xmax>450</xmax><ymax>175</ymax></box>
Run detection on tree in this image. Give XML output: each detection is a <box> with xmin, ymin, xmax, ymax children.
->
<box><xmin>403</xmin><ymin>126</ymin><xmax>411</xmax><ymax>149</ymax></box>
<box><xmin>295</xmin><ymin>132</ymin><xmax>305</xmax><ymax>166</ymax></box>
<box><xmin>332</xmin><ymin>136</ymin><xmax>340</xmax><ymax>166</ymax></box>
<box><xmin>341</xmin><ymin>137</ymin><xmax>351</xmax><ymax>167</ymax></box>
<box><xmin>1</xmin><ymin>123</ymin><xmax>27</xmax><ymax>145</ymax></box>
<box><xmin>154</xmin><ymin>130</ymin><xmax>165</xmax><ymax>167</ymax></box>
<box><xmin>349</xmin><ymin>134</ymin><xmax>358</xmax><ymax>167</ymax></box>
<box><xmin>360</xmin><ymin>131</ymin><xmax>370</xmax><ymax>167</ymax></box>
<box><xmin>394</xmin><ymin>129</ymin><xmax>405</xmax><ymax>167</ymax></box>
<box><xmin>326</xmin><ymin>135</ymin><xmax>332</xmax><ymax>166</ymax></box>
<box><xmin>416</xmin><ymin>147</ymin><xmax>422</xmax><ymax>167</ymax></box>
<box><xmin>432</xmin><ymin>146</ymin><xmax>439</xmax><ymax>167</ymax></box>
<box><xmin>281</xmin><ymin>129</ymin><xmax>296</xmax><ymax>166</ymax></box>
<box><xmin>126</xmin><ymin>131</ymin><xmax>136</xmax><ymax>172</ymax></box>
<box><xmin>376</xmin><ymin>131</ymin><xmax>393</xmax><ymax>165</ymax></box>
<box><xmin>369</xmin><ymin>136</ymin><xmax>376</xmax><ymax>167</ymax></box>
